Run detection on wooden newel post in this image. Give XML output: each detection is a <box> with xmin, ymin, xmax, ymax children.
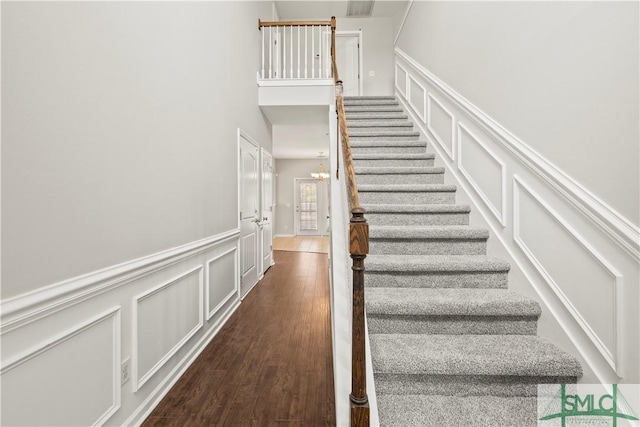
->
<box><xmin>349</xmin><ymin>207</ymin><xmax>370</xmax><ymax>427</ymax></box>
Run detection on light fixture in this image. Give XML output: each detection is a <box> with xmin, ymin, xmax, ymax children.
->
<box><xmin>311</xmin><ymin>152</ymin><xmax>330</xmax><ymax>181</ymax></box>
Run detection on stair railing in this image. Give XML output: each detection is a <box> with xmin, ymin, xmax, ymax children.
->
<box><xmin>258</xmin><ymin>19</ymin><xmax>335</xmax><ymax>80</ymax></box>
<box><xmin>331</xmin><ymin>18</ymin><xmax>371</xmax><ymax>427</ymax></box>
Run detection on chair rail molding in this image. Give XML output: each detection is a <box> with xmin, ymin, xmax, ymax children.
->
<box><xmin>1</xmin><ymin>229</ymin><xmax>240</xmax><ymax>334</ymax></box>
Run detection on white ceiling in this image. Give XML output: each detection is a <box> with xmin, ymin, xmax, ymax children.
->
<box><xmin>262</xmin><ymin>105</ymin><xmax>331</xmax><ymax>159</ymax></box>
<box><xmin>275</xmin><ymin>0</ymin><xmax>408</xmax><ymax>20</ymax></box>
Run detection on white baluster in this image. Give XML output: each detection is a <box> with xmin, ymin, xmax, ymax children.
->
<box><xmin>297</xmin><ymin>25</ymin><xmax>300</xmax><ymax>78</ymax></box>
<box><xmin>318</xmin><ymin>25</ymin><xmax>322</xmax><ymax>78</ymax></box>
<box><xmin>305</xmin><ymin>25</ymin><xmax>308</xmax><ymax>79</ymax></box>
<box><xmin>269</xmin><ymin>27</ymin><xmax>273</xmax><ymax>79</ymax></box>
<box><xmin>283</xmin><ymin>26</ymin><xmax>286</xmax><ymax>78</ymax></box>
<box><xmin>261</xmin><ymin>27</ymin><xmax>265</xmax><ymax>79</ymax></box>
<box><xmin>290</xmin><ymin>25</ymin><xmax>293</xmax><ymax>78</ymax></box>
<box><xmin>311</xmin><ymin>26</ymin><xmax>315</xmax><ymax>79</ymax></box>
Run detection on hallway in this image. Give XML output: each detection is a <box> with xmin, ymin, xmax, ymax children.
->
<box><xmin>142</xmin><ymin>251</ymin><xmax>335</xmax><ymax>427</ymax></box>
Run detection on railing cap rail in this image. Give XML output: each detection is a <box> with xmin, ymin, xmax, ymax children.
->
<box><xmin>258</xmin><ymin>19</ymin><xmax>335</xmax><ymax>28</ymax></box>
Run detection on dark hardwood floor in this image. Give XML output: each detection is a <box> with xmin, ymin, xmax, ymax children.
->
<box><xmin>142</xmin><ymin>251</ymin><xmax>336</xmax><ymax>427</ymax></box>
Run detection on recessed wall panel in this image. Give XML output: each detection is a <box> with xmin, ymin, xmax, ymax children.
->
<box><xmin>514</xmin><ymin>178</ymin><xmax>619</xmax><ymax>371</ymax></box>
<box><xmin>134</xmin><ymin>267</ymin><xmax>203</xmax><ymax>390</ymax></box>
<box><xmin>427</xmin><ymin>93</ymin><xmax>455</xmax><ymax>159</ymax></box>
<box><xmin>1</xmin><ymin>308</ymin><xmax>120</xmax><ymax>426</ymax></box>
<box><xmin>408</xmin><ymin>76</ymin><xmax>426</xmax><ymax>122</ymax></box>
<box><xmin>206</xmin><ymin>248</ymin><xmax>238</xmax><ymax>320</ymax></box>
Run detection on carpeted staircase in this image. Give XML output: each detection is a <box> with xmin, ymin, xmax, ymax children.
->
<box><xmin>344</xmin><ymin>96</ymin><xmax>582</xmax><ymax>426</ymax></box>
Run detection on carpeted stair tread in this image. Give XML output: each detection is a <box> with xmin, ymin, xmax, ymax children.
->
<box><xmin>369</xmin><ymin>225</ymin><xmax>489</xmax><ymax>240</ymax></box>
<box><xmin>350</xmin><ymin>140</ymin><xmax>427</xmax><ymax>148</ymax></box>
<box><xmin>363</xmin><ymin>204</ymin><xmax>471</xmax><ymax>213</ymax></box>
<box><xmin>358</xmin><ymin>184</ymin><xmax>456</xmax><ymax>192</ymax></box>
<box><xmin>346</xmin><ymin>112</ymin><xmax>409</xmax><ymax>120</ymax></box>
<box><xmin>344</xmin><ymin>105</ymin><xmax>404</xmax><ymax>112</ymax></box>
<box><xmin>366</xmin><ymin>288</ymin><xmax>541</xmax><ymax>317</ymax></box>
<box><xmin>352</xmin><ymin>153</ymin><xmax>435</xmax><ymax>160</ymax></box>
<box><xmin>376</xmin><ymin>394</ymin><xmax>538</xmax><ymax>427</ymax></box>
<box><xmin>344</xmin><ymin>99</ymin><xmax>399</xmax><ymax>106</ymax></box>
<box><xmin>349</xmin><ymin>129</ymin><xmax>420</xmax><ymax>137</ymax></box>
<box><xmin>347</xmin><ymin>120</ymin><xmax>413</xmax><ymax>128</ymax></box>
<box><xmin>370</xmin><ymin>334</ymin><xmax>582</xmax><ymax>377</ymax></box>
<box><xmin>344</xmin><ymin>95</ymin><xmax>396</xmax><ymax>100</ymax></box>
<box><xmin>355</xmin><ymin>166</ymin><xmax>445</xmax><ymax>175</ymax></box>
<box><xmin>366</xmin><ymin>254</ymin><xmax>510</xmax><ymax>273</ymax></box>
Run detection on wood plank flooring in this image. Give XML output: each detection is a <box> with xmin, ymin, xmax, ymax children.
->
<box><xmin>142</xmin><ymin>251</ymin><xmax>335</xmax><ymax>427</ymax></box>
<box><xmin>272</xmin><ymin>236</ymin><xmax>329</xmax><ymax>254</ymax></box>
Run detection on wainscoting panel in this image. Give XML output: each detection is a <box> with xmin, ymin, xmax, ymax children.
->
<box><xmin>1</xmin><ymin>308</ymin><xmax>121</xmax><ymax>426</ymax></box>
<box><xmin>133</xmin><ymin>266</ymin><xmax>204</xmax><ymax>391</ymax></box>
<box><xmin>427</xmin><ymin>93</ymin><xmax>455</xmax><ymax>160</ymax></box>
<box><xmin>408</xmin><ymin>75</ymin><xmax>426</xmax><ymax>123</ymax></box>
<box><xmin>394</xmin><ymin>47</ymin><xmax>639</xmax><ymax>384</ymax></box>
<box><xmin>206</xmin><ymin>248</ymin><xmax>238</xmax><ymax>320</ymax></box>
<box><xmin>1</xmin><ymin>229</ymin><xmax>241</xmax><ymax>426</ymax></box>
<box><xmin>514</xmin><ymin>177</ymin><xmax>621</xmax><ymax>373</ymax></box>
<box><xmin>395</xmin><ymin>63</ymin><xmax>408</xmax><ymax>98</ymax></box>
<box><xmin>458</xmin><ymin>122</ymin><xmax>506</xmax><ymax>225</ymax></box>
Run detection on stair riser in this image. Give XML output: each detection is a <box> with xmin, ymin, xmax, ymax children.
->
<box><xmin>347</xmin><ymin>119</ymin><xmax>410</xmax><ymax>126</ymax></box>
<box><xmin>367</xmin><ymin>315</ymin><xmax>537</xmax><ymax>335</ymax></box>
<box><xmin>359</xmin><ymin>192</ymin><xmax>456</xmax><ymax>204</ymax></box>
<box><xmin>353</xmin><ymin>158</ymin><xmax>435</xmax><ymax>167</ymax></box>
<box><xmin>369</xmin><ymin>239</ymin><xmax>487</xmax><ymax>256</ymax></box>
<box><xmin>366</xmin><ymin>212</ymin><xmax>469</xmax><ymax>226</ymax></box>
<box><xmin>346</xmin><ymin>113</ymin><xmax>408</xmax><ymax>120</ymax></box>
<box><xmin>351</xmin><ymin>146</ymin><xmax>426</xmax><ymax>154</ymax></box>
<box><xmin>344</xmin><ymin>100</ymin><xmax>399</xmax><ymax>106</ymax></box>
<box><xmin>365</xmin><ymin>271</ymin><xmax>509</xmax><ymax>289</ymax></box>
<box><xmin>373</xmin><ymin>374</ymin><xmax>578</xmax><ymax>397</ymax></box>
<box><xmin>349</xmin><ymin>125</ymin><xmax>414</xmax><ymax>131</ymax></box>
<box><xmin>350</xmin><ymin>135</ymin><xmax>420</xmax><ymax>142</ymax></box>
<box><xmin>356</xmin><ymin>173</ymin><xmax>445</xmax><ymax>185</ymax></box>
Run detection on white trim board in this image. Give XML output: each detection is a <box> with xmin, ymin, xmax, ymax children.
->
<box><xmin>395</xmin><ymin>47</ymin><xmax>640</xmax><ymax>261</ymax></box>
<box><xmin>1</xmin><ymin>229</ymin><xmax>240</xmax><ymax>334</ymax></box>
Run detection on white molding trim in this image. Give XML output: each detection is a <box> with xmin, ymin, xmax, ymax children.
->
<box><xmin>0</xmin><ymin>230</ymin><xmax>239</xmax><ymax>334</ymax></box>
<box><xmin>457</xmin><ymin>122</ymin><xmax>507</xmax><ymax>226</ymax></box>
<box><xmin>407</xmin><ymin>73</ymin><xmax>427</xmax><ymax>123</ymax></box>
<box><xmin>257</xmin><ymin>78</ymin><xmax>334</xmax><ymax>87</ymax></box>
<box><xmin>394</xmin><ymin>63</ymin><xmax>408</xmax><ymax>99</ymax></box>
<box><xmin>205</xmin><ymin>247</ymin><xmax>238</xmax><ymax>321</ymax></box>
<box><xmin>1</xmin><ymin>307</ymin><xmax>122</xmax><ymax>425</ymax></box>
<box><xmin>274</xmin><ymin>234</ymin><xmax>295</xmax><ymax>238</ymax></box>
<box><xmin>427</xmin><ymin>92</ymin><xmax>455</xmax><ymax>161</ymax></box>
<box><xmin>394</xmin><ymin>0</ymin><xmax>414</xmax><ymax>45</ymax></box>
<box><xmin>513</xmin><ymin>175</ymin><xmax>622</xmax><ymax>375</ymax></box>
<box><xmin>132</xmin><ymin>266</ymin><xmax>204</xmax><ymax>392</ymax></box>
<box><xmin>395</xmin><ymin>47</ymin><xmax>640</xmax><ymax>261</ymax></box>
<box><xmin>124</xmin><ymin>298</ymin><xmax>240</xmax><ymax>427</ymax></box>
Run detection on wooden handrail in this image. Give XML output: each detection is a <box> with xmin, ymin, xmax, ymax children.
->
<box><xmin>331</xmin><ymin>18</ymin><xmax>370</xmax><ymax>427</ymax></box>
<box><xmin>258</xmin><ymin>19</ymin><xmax>333</xmax><ymax>28</ymax></box>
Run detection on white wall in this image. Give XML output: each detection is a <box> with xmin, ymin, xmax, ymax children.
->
<box><xmin>337</xmin><ymin>17</ymin><xmax>395</xmax><ymax>96</ymax></box>
<box><xmin>2</xmin><ymin>1</ymin><xmax>273</xmax><ymax>298</ymax></box>
<box><xmin>274</xmin><ymin>159</ymin><xmax>330</xmax><ymax>236</ymax></box>
<box><xmin>397</xmin><ymin>1</ymin><xmax>639</xmax><ymax>226</ymax></box>
<box><xmin>393</xmin><ymin>0</ymin><xmax>639</xmax><ymax>385</ymax></box>
<box><xmin>1</xmin><ymin>2</ymin><xmax>273</xmax><ymax>425</ymax></box>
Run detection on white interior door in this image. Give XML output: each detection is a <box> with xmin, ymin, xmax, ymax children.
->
<box><xmin>261</xmin><ymin>149</ymin><xmax>274</xmax><ymax>272</ymax></box>
<box><xmin>295</xmin><ymin>178</ymin><xmax>324</xmax><ymax>236</ymax></box>
<box><xmin>336</xmin><ymin>35</ymin><xmax>360</xmax><ymax>96</ymax></box>
<box><xmin>239</xmin><ymin>133</ymin><xmax>260</xmax><ymax>298</ymax></box>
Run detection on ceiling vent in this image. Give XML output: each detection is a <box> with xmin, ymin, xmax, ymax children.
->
<box><xmin>347</xmin><ymin>0</ymin><xmax>375</xmax><ymax>17</ymax></box>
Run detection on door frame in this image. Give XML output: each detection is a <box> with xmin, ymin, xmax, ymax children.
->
<box><xmin>335</xmin><ymin>30</ymin><xmax>364</xmax><ymax>96</ymax></box>
<box><xmin>260</xmin><ymin>147</ymin><xmax>274</xmax><ymax>273</ymax></box>
<box><xmin>237</xmin><ymin>129</ymin><xmax>262</xmax><ymax>299</ymax></box>
<box><xmin>293</xmin><ymin>178</ymin><xmax>324</xmax><ymax>237</ymax></box>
